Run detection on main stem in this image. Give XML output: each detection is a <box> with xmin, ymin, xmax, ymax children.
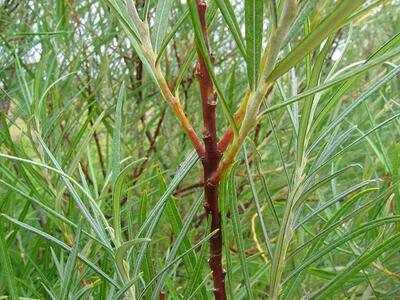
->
<box><xmin>203</xmin><ymin>157</ymin><xmax>225</xmax><ymax>300</ymax></box>
<box><xmin>195</xmin><ymin>1</ymin><xmax>226</xmax><ymax>299</ymax></box>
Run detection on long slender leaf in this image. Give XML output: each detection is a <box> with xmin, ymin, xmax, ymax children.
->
<box><xmin>228</xmin><ymin>163</ymin><xmax>254</xmax><ymax>300</ymax></box>
<box><xmin>245</xmin><ymin>0</ymin><xmax>263</xmax><ymax>89</ymax></box>
<box><xmin>285</xmin><ymin>216</ymin><xmax>400</xmax><ymax>285</ymax></box>
<box><xmin>215</xmin><ymin>0</ymin><xmax>246</xmax><ymax>59</ymax></box>
<box><xmin>309</xmin><ymin>232</ymin><xmax>400</xmax><ymax>299</ymax></box>
<box><xmin>2</xmin><ymin>214</ymin><xmax>119</xmax><ymax>288</ymax></box>
<box><xmin>60</xmin><ymin>222</ymin><xmax>82</xmax><ymax>300</ymax></box>
<box><xmin>268</xmin><ymin>0</ymin><xmax>365</xmax><ymax>81</ymax></box>
<box><xmin>133</xmin><ymin>151</ymin><xmax>198</xmax><ymax>276</ymax></box>
<box><xmin>0</xmin><ymin>217</ymin><xmax>19</xmax><ymax>299</ymax></box>
<box><xmin>152</xmin><ymin>0</ymin><xmax>174</xmax><ymax>53</ymax></box>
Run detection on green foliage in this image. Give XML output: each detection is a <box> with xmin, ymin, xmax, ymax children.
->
<box><xmin>1</xmin><ymin>0</ymin><xmax>400</xmax><ymax>299</ymax></box>
<box><xmin>245</xmin><ymin>0</ymin><xmax>263</xmax><ymax>89</ymax></box>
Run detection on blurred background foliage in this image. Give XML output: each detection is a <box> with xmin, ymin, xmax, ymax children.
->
<box><xmin>1</xmin><ymin>0</ymin><xmax>400</xmax><ymax>299</ymax></box>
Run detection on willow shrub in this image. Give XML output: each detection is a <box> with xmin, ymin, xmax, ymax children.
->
<box><xmin>1</xmin><ymin>0</ymin><xmax>400</xmax><ymax>299</ymax></box>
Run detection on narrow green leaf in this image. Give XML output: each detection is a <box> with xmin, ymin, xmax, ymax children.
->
<box><xmin>111</xmin><ymin>83</ymin><xmax>125</xmax><ymax>186</ymax></box>
<box><xmin>310</xmin><ymin>66</ymin><xmax>400</xmax><ymax>151</ymax></box>
<box><xmin>299</xmin><ymin>164</ymin><xmax>363</xmax><ymax>207</ymax></box>
<box><xmin>73</xmin><ymin>284</ymin><xmax>95</xmax><ymax>300</ymax></box>
<box><xmin>104</xmin><ymin>0</ymin><xmax>141</xmax><ymax>43</ymax></box>
<box><xmin>0</xmin><ymin>151</ymin><xmax>112</xmax><ymax>249</ymax></box>
<box><xmin>115</xmin><ymin>238</ymin><xmax>151</xmax><ymax>282</ymax></box>
<box><xmin>310</xmin><ymin>113</ymin><xmax>400</xmax><ymax>179</ymax></box>
<box><xmin>245</xmin><ymin>0</ymin><xmax>263</xmax><ymax>89</ymax></box>
<box><xmin>133</xmin><ymin>151</ymin><xmax>198</xmax><ymax>276</ymax></box>
<box><xmin>113</xmin><ymin>159</ymin><xmax>146</xmax><ymax>246</ymax></box>
<box><xmin>37</xmin><ymin>136</ymin><xmax>110</xmax><ymax>246</ymax></box>
<box><xmin>252</xmin><ymin>141</ymin><xmax>281</xmax><ymax>225</ymax></box>
<box><xmin>244</xmin><ymin>144</ymin><xmax>273</xmax><ymax>259</ymax></box>
<box><xmin>152</xmin><ymin>0</ymin><xmax>174</xmax><ymax>53</ymax></box>
<box><xmin>0</xmin><ymin>178</ymin><xmax>101</xmax><ymax>245</ymax></box>
<box><xmin>268</xmin><ymin>0</ymin><xmax>278</xmax><ymax>28</ymax></box>
<box><xmin>56</xmin><ymin>112</ymin><xmax>105</xmax><ymax>220</ymax></box>
<box><xmin>296</xmin><ymin>33</ymin><xmax>333</xmax><ymax>164</ymax></box>
<box><xmin>112</xmin><ymin>274</ymin><xmax>143</xmax><ymax>300</ymax></box>
<box><xmin>0</xmin><ymin>217</ymin><xmax>19</xmax><ymax>299</ymax></box>
<box><xmin>283</xmin><ymin>187</ymin><xmax>379</xmax><ymax>297</ymax></box>
<box><xmin>311</xmin><ymin>127</ymin><xmax>356</xmax><ymax>170</ymax></box>
<box><xmin>220</xmin><ymin>177</ymin><xmax>234</xmax><ymax>299</ymax></box>
<box><xmin>228</xmin><ymin>163</ymin><xmax>254</xmax><ymax>300</ymax></box>
<box><xmin>139</xmin><ymin>229</ymin><xmax>218</xmax><ymax>299</ymax></box>
<box><xmin>289</xmin><ymin>184</ymin><xmax>398</xmax><ymax>258</ymax></box>
<box><xmin>268</xmin><ymin>0</ymin><xmax>365</xmax><ymax>81</ymax></box>
<box><xmin>60</xmin><ymin>222</ymin><xmax>82</xmax><ymax>300</ymax></box>
<box><xmin>310</xmin><ymin>31</ymin><xmax>400</xmax><ymax>142</ymax></box>
<box><xmin>263</xmin><ymin>46</ymin><xmax>400</xmax><ymax>115</ymax></box>
<box><xmin>296</xmin><ymin>179</ymin><xmax>378</xmax><ymax>228</ymax></box>
<box><xmin>187</xmin><ymin>272</ymin><xmax>212</xmax><ymax>300</ymax></box>
<box><xmin>155</xmin><ymin>10</ymin><xmax>190</xmax><ymax>65</ymax></box>
<box><xmin>150</xmin><ymin>194</ymin><xmax>204</xmax><ymax>300</ymax></box>
<box><xmin>215</xmin><ymin>0</ymin><xmax>246</xmax><ymax>59</ymax></box>
<box><xmin>309</xmin><ymin>232</ymin><xmax>400</xmax><ymax>299</ymax></box>
<box><xmin>42</xmin><ymin>283</ymin><xmax>59</xmax><ymax>300</ymax></box>
<box><xmin>182</xmin><ymin>228</ymin><xmax>210</xmax><ymax>300</ymax></box>
<box><xmin>285</xmin><ymin>216</ymin><xmax>400</xmax><ymax>285</ymax></box>
<box><xmin>105</xmin><ymin>0</ymin><xmax>158</xmax><ymax>83</ymax></box>
<box><xmin>2</xmin><ymin>214</ymin><xmax>119</xmax><ymax>288</ymax></box>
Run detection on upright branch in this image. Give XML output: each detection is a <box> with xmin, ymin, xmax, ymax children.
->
<box><xmin>112</xmin><ymin>0</ymin><xmax>371</xmax><ymax>299</ymax></box>
<box><xmin>194</xmin><ymin>1</ymin><xmax>226</xmax><ymax>299</ymax></box>
<box><xmin>126</xmin><ymin>0</ymin><xmax>205</xmax><ymax>158</ymax></box>
<box><xmin>211</xmin><ymin>0</ymin><xmax>299</xmax><ymax>184</ymax></box>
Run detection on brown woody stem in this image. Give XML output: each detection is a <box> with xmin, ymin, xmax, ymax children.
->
<box><xmin>195</xmin><ymin>1</ymin><xmax>226</xmax><ymax>299</ymax></box>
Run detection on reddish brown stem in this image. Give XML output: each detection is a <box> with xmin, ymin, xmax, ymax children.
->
<box><xmin>195</xmin><ymin>1</ymin><xmax>226</xmax><ymax>299</ymax></box>
<box><xmin>217</xmin><ymin>96</ymin><xmax>249</xmax><ymax>153</ymax></box>
<box><xmin>218</xmin><ymin>128</ymin><xmax>234</xmax><ymax>153</ymax></box>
